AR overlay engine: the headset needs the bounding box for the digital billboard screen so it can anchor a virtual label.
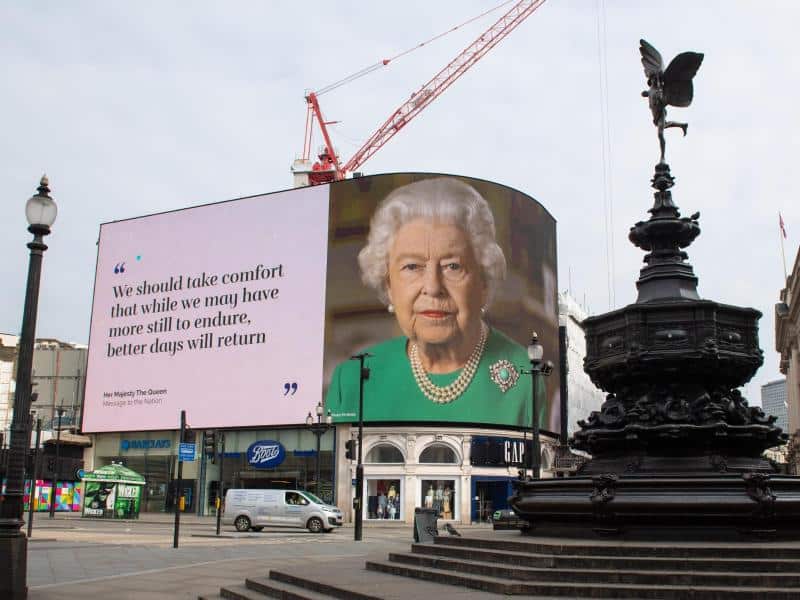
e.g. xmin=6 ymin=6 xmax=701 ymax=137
xmin=83 ymin=173 xmax=558 ymax=433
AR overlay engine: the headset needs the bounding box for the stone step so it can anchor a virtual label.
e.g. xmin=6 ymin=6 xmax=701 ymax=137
xmin=366 ymin=559 xmax=800 ymax=599
xmin=269 ymin=570 xmax=381 ymax=600
xmin=246 ymin=576 xmax=340 ymax=599
xmin=416 ymin=541 xmax=800 ymax=572
xmin=218 ymin=583 xmax=293 ymax=600
xmin=268 ymin=562 xmax=503 ymax=599
xmin=392 ymin=551 xmax=800 ymax=588
xmin=435 ymin=534 xmax=800 ymax=559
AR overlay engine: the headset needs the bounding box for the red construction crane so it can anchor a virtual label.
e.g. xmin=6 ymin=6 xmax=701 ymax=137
xmin=295 ymin=0 xmax=546 ymax=186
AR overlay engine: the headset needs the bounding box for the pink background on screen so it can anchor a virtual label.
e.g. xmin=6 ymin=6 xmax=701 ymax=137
xmin=83 ymin=186 xmax=329 ymax=432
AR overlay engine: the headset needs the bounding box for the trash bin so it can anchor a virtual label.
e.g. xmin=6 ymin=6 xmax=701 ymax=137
xmin=413 ymin=507 xmax=439 ymax=543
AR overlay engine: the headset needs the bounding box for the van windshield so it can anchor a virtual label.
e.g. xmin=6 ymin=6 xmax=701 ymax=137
xmin=300 ymin=491 xmax=323 ymax=504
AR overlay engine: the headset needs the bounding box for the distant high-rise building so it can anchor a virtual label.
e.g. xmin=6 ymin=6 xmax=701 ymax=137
xmin=761 ymin=379 xmax=789 ymax=433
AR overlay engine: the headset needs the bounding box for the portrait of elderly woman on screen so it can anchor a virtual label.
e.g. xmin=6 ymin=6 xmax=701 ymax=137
xmin=325 ymin=177 xmax=535 ymax=425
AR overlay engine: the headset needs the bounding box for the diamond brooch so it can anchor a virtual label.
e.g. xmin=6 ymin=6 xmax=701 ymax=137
xmin=489 ymin=359 xmax=519 ymax=393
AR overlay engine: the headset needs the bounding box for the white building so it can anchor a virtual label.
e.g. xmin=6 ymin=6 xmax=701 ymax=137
xmin=558 ymin=292 xmax=605 ymax=437
xmin=0 ymin=334 xmax=18 ymax=446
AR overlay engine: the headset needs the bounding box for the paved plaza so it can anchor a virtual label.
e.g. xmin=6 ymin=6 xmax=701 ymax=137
xmin=25 ymin=513 xmax=492 ymax=599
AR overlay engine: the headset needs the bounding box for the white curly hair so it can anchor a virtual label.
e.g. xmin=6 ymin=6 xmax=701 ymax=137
xmin=357 ymin=177 xmax=507 ymax=305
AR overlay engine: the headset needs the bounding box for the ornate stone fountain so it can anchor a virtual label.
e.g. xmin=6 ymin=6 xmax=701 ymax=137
xmin=509 ymin=40 xmax=800 ymax=539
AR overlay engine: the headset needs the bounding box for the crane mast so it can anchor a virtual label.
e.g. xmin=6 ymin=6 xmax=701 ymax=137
xmin=293 ymin=0 xmax=546 ymax=186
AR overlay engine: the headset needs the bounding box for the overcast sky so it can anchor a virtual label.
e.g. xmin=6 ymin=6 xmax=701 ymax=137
xmin=2 ymin=1 xmax=798 ymax=408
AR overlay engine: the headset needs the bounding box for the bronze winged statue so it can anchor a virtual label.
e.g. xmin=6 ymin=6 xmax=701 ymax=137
xmin=640 ymin=39 xmax=703 ymax=164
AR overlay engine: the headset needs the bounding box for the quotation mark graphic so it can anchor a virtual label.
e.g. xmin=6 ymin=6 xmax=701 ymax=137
xmin=283 ymin=382 xmax=298 ymax=396
xmin=113 ymin=262 xmax=126 ymax=274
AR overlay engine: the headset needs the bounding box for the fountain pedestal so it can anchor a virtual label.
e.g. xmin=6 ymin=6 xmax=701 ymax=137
xmin=510 ymin=162 xmax=800 ymax=540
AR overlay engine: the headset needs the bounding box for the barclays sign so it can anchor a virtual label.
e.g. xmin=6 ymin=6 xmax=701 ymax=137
xmin=246 ymin=440 xmax=286 ymax=469
xmin=120 ymin=439 xmax=171 ymax=451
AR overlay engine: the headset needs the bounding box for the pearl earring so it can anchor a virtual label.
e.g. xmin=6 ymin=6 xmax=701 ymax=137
xmin=388 ymin=304 xmax=395 ymax=313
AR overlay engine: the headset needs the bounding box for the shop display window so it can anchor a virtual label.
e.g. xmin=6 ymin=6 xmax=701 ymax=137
xmin=419 ymin=444 xmax=458 ymax=463
xmin=365 ymin=444 xmax=404 ymax=463
xmin=367 ymin=479 xmax=401 ymax=520
xmin=421 ymin=479 xmax=456 ymax=520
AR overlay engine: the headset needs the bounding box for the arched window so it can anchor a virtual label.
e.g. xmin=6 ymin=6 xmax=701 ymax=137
xmin=419 ymin=444 xmax=458 ymax=464
xmin=365 ymin=444 xmax=404 ymax=464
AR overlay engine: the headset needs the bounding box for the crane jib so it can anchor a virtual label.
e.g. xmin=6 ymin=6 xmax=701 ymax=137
xmin=301 ymin=0 xmax=546 ymax=184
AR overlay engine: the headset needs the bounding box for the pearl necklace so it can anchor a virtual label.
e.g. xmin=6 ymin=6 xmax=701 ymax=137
xmin=409 ymin=324 xmax=487 ymax=405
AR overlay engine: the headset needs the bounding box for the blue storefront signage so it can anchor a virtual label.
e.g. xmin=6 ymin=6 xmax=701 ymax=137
xmin=246 ymin=440 xmax=286 ymax=469
xmin=120 ymin=438 xmax=171 ymax=451
xmin=179 ymin=442 xmax=196 ymax=462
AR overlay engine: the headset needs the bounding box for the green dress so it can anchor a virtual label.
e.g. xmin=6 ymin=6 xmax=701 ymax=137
xmin=325 ymin=328 xmax=544 ymax=428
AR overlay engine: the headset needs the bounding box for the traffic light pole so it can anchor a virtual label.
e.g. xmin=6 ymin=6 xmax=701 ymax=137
xmin=173 ymin=410 xmax=185 ymax=549
xmin=350 ymin=353 xmax=370 ymax=542
xmin=27 ymin=416 xmax=42 ymax=538
xmin=216 ymin=432 xmax=225 ymax=536
xmin=196 ymin=432 xmax=209 ymax=517
xmin=49 ymin=407 xmax=64 ymax=518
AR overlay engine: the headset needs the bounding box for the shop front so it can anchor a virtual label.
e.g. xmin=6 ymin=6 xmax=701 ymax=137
xmin=91 ymin=426 xmax=336 ymax=514
xmin=202 ymin=426 xmax=336 ymax=509
xmin=469 ymin=435 xmax=538 ymax=522
xmin=90 ymin=431 xmax=183 ymax=513
xmin=335 ymin=426 xmax=557 ymax=525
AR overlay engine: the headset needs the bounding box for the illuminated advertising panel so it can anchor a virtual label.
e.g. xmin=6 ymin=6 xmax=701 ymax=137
xmin=83 ymin=174 xmax=558 ymax=433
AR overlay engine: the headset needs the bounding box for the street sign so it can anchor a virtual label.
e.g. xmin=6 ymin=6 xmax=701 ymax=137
xmin=179 ymin=443 xmax=196 ymax=462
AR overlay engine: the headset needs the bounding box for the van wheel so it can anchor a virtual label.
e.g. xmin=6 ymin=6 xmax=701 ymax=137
xmin=234 ymin=516 xmax=251 ymax=532
xmin=307 ymin=517 xmax=324 ymax=533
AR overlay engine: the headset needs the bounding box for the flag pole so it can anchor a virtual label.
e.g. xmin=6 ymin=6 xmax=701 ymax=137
xmin=779 ymin=212 xmax=788 ymax=282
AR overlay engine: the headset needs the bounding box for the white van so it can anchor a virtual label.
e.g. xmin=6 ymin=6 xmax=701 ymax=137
xmin=222 ymin=489 xmax=343 ymax=533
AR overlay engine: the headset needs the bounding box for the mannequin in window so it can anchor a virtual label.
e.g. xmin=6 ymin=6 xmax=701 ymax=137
xmin=424 ymin=485 xmax=434 ymax=508
xmin=442 ymin=486 xmax=452 ymax=519
xmin=388 ymin=484 xmax=398 ymax=502
xmin=378 ymin=491 xmax=387 ymax=519
xmin=434 ymin=483 xmax=444 ymax=516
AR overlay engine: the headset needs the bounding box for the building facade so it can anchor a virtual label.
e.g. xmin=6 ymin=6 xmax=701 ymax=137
xmin=0 ymin=333 xmax=20 ymax=445
xmin=0 ymin=335 xmax=88 ymax=442
xmin=776 ymin=245 xmax=800 ymax=474
xmin=0 ymin=336 xmax=91 ymax=513
xmin=558 ymin=292 xmax=605 ymax=437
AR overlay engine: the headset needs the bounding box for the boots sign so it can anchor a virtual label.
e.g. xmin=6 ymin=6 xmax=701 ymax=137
xmin=246 ymin=440 xmax=286 ymax=469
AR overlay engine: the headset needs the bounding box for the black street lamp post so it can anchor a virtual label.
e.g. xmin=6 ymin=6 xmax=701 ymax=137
xmin=0 ymin=175 xmax=57 ymax=600
xmin=49 ymin=406 xmax=65 ymax=518
xmin=522 ymin=332 xmax=553 ymax=480
xmin=305 ymin=401 xmax=332 ymax=498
